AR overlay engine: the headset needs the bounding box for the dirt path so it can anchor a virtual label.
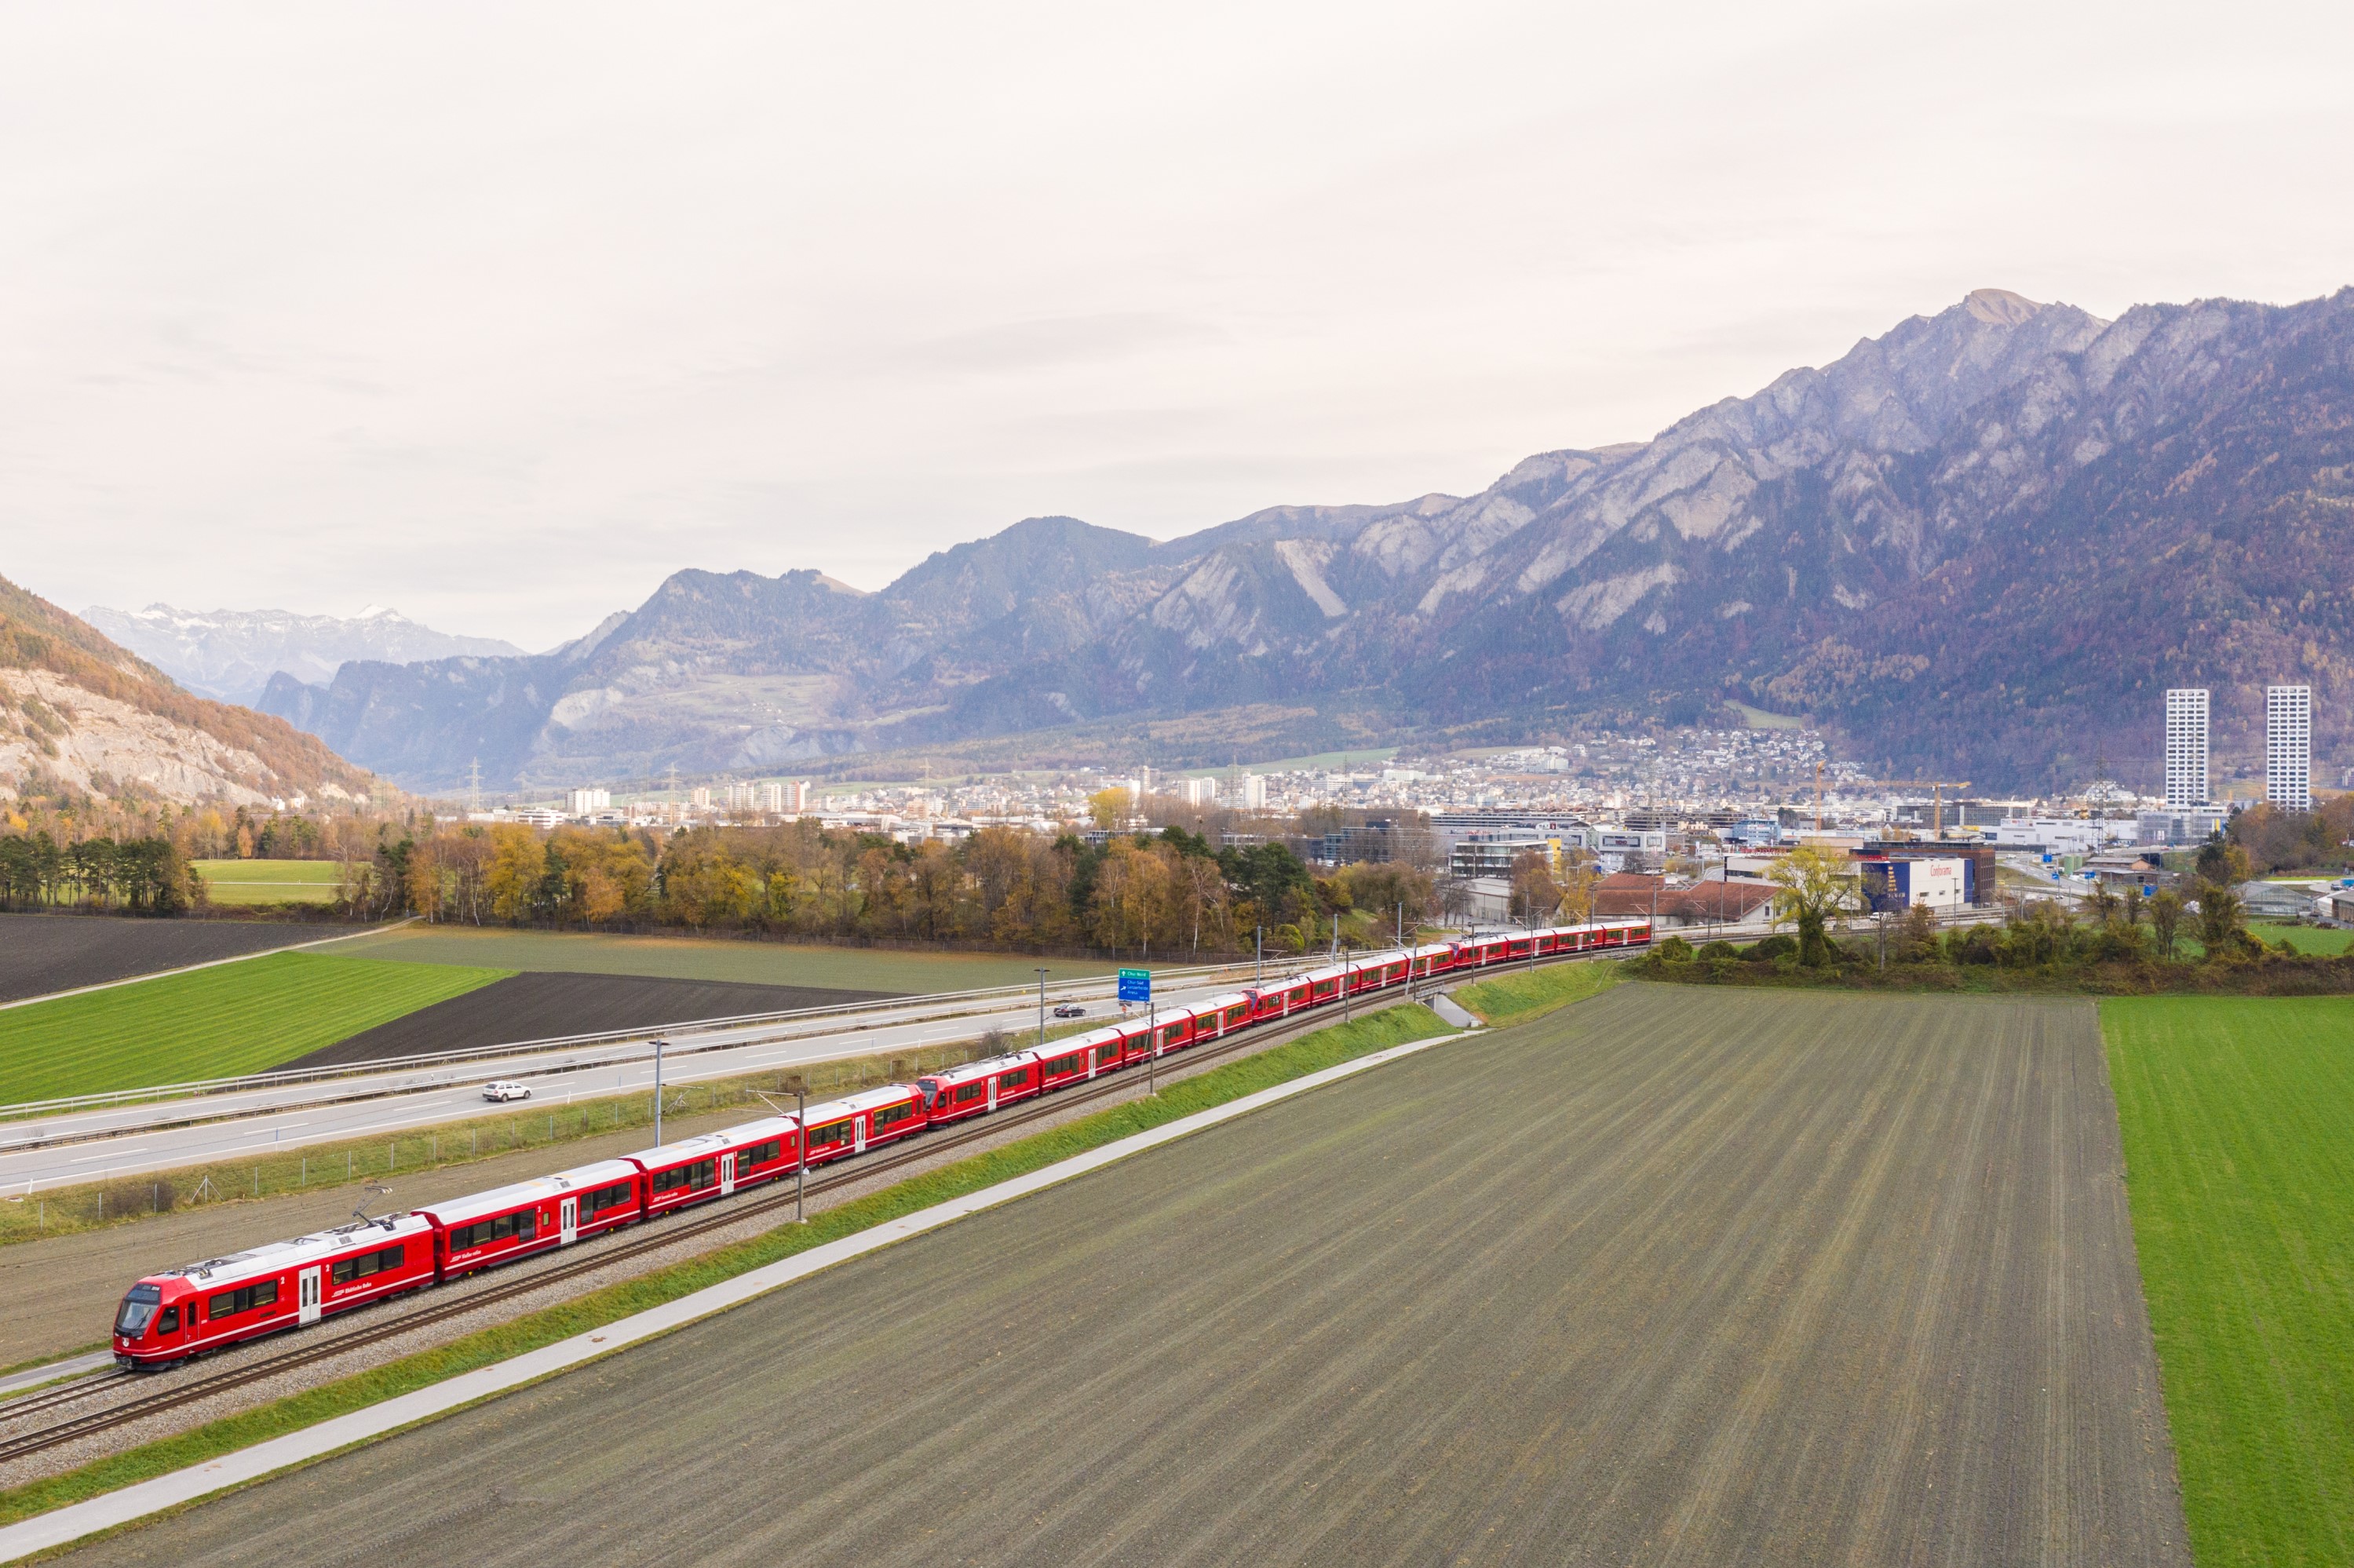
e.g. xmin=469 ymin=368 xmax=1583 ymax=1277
xmin=56 ymin=986 xmax=2191 ymax=1565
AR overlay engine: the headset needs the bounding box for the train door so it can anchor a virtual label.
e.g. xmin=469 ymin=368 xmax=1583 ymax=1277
xmin=560 ymin=1197 xmax=578 ymax=1245
xmin=854 ymin=1115 xmax=869 ymax=1155
xmin=987 ymin=1077 xmax=999 ymax=1112
xmin=720 ymin=1153 xmax=737 ymax=1196
xmin=297 ymin=1267 xmax=322 ymax=1326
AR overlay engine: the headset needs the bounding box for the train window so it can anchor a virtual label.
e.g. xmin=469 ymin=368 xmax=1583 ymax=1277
xmin=1095 ymin=1042 xmax=1120 ymax=1065
xmin=874 ymin=1103 xmax=915 ymax=1131
xmin=589 ymin=1181 xmax=636 ymax=1212
xmin=806 ymin=1121 xmax=850 ymax=1149
xmin=652 ymin=1161 xmax=715 ymax=1193
xmin=331 ymin=1244 xmax=406 ymax=1285
xmin=115 ymin=1285 xmax=161 ymax=1337
xmin=206 ymin=1280 xmax=279 ymax=1320
xmin=1046 ymin=1053 xmax=1082 ymax=1075
xmin=745 ymin=1141 xmax=783 ymax=1168
xmin=1001 ymin=1068 xmax=1028 ymax=1088
xmin=954 ymin=1081 xmax=987 ymax=1103
xmin=451 ymin=1210 xmax=536 ymax=1250
xmin=159 ymin=1306 xmax=180 ymax=1334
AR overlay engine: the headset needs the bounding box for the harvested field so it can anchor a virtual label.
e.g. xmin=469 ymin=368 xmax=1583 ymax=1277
xmin=335 ymin=924 xmax=1121 ymax=993
xmin=285 ymin=972 xmax=896 ymax=1069
xmin=65 ymin=986 xmax=2192 ymax=1566
xmin=0 ymin=914 xmax=341 ymax=1006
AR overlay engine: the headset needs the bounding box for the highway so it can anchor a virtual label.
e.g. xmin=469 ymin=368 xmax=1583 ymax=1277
xmin=0 ymin=966 xmax=1275 ymax=1196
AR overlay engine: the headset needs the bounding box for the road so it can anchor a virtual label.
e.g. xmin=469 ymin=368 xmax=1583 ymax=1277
xmin=57 ymin=984 xmax=2191 ymax=1566
xmin=0 ymin=968 xmax=1265 ymax=1195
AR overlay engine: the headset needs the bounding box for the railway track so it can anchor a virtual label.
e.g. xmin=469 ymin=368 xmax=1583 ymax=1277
xmin=0 ymin=990 xmax=1432 ymax=1468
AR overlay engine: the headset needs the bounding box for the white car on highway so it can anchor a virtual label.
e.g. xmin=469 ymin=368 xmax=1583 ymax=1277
xmin=480 ymin=1080 xmax=533 ymax=1103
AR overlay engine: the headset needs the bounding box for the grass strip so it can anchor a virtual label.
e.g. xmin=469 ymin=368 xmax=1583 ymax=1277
xmin=2103 ymin=996 xmax=2354 ymax=1566
xmin=0 ymin=1003 xmax=1454 ymax=1528
xmin=1452 ymin=959 xmax=1624 ymax=1027
xmin=0 ymin=954 xmax=511 ymax=1105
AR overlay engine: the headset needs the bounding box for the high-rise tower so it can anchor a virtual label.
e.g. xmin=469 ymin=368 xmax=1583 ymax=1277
xmin=2267 ymin=685 xmax=2312 ymax=812
xmin=2164 ymin=688 xmax=2209 ymax=808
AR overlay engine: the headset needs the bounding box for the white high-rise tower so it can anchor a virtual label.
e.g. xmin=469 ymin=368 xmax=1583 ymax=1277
xmin=2164 ymin=688 xmax=2210 ymax=808
xmin=2267 ymin=684 xmax=2312 ymax=812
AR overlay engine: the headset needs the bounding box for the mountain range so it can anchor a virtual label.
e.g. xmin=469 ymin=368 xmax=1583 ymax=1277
xmin=255 ymin=286 xmax=2354 ymax=796
xmin=1 ymin=577 xmax=378 ymax=810
xmin=82 ymin=604 xmax=527 ymax=706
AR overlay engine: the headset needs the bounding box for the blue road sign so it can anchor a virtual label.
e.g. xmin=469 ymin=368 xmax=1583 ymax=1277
xmin=1118 ymin=967 xmax=1151 ymax=1003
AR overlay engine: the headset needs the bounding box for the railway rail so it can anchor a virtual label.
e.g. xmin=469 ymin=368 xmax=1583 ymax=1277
xmin=0 ymin=985 xmax=1438 ymax=1468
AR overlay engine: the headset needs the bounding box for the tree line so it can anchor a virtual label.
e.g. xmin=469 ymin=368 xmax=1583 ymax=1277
xmin=341 ymin=819 xmax=1440 ymax=956
xmin=0 ymin=833 xmax=198 ymax=913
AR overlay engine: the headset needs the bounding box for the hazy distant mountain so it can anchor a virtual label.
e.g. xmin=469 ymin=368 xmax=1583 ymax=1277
xmin=3 ymin=577 xmax=378 ymax=808
xmin=261 ymin=286 xmax=2354 ymax=793
xmin=82 ymin=603 xmax=525 ymax=705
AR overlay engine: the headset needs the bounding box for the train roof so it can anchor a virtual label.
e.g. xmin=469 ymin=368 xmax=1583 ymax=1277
xmin=801 ymin=1083 xmax=920 ymax=1124
xmin=412 ymin=1158 xmax=642 ymax=1227
xmin=622 ymin=1117 xmax=794 ymax=1169
xmin=155 ymin=1211 xmax=433 ymax=1288
xmin=922 ymin=1051 xmax=1039 ymax=1086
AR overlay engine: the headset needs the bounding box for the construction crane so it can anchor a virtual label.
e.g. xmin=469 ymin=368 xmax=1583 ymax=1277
xmin=1867 ymin=779 xmax=1973 ymax=839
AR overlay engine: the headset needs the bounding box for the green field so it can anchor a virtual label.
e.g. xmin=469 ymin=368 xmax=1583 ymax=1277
xmin=0 ymin=953 xmax=511 ymax=1103
xmin=335 ymin=925 xmax=1128 ymax=993
xmin=2103 ymin=996 xmax=2354 ymax=1565
xmin=193 ymin=859 xmax=341 ymax=906
xmin=2250 ymin=922 xmax=2354 ymax=955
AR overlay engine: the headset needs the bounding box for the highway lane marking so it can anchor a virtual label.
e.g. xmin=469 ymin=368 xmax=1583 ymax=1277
xmin=0 ymin=1019 xmax=1470 ymax=1562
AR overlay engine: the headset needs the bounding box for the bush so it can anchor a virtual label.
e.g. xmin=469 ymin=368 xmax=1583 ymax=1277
xmin=1744 ymin=935 xmax=1797 ymax=962
xmin=1696 ymin=940 xmax=1737 ymax=961
xmin=1655 ymin=935 xmax=1695 ymax=963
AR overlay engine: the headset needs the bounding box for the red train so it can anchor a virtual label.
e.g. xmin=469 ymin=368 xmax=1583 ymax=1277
xmin=111 ymin=921 xmax=1648 ymax=1367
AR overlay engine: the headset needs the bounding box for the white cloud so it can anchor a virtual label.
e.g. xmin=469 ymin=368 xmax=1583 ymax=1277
xmin=1 ymin=0 xmax=2349 ymax=648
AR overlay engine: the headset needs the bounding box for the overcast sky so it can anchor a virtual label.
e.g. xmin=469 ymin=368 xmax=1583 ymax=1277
xmin=5 ymin=2 xmax=2350 ymax=650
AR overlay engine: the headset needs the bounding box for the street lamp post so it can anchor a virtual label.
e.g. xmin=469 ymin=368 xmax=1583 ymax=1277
xmin=652 ymin=1037 xmax=666 ymax=1147
xmin=1035 ymin=967 xmax=1048 ymax=1051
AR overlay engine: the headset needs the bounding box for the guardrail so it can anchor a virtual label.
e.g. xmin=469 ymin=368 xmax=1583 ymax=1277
xmin=0 ymin=957 xmax=1267 ymax=1125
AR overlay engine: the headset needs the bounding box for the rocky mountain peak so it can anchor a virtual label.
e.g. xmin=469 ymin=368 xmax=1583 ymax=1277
xmin=1964 ymin=287 xmax=2045 ymax=326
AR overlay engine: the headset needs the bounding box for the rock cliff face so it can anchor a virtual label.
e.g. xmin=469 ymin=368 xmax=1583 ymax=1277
xmin=82 ymin=603 xmax=525 ymax=705
xmin=0 ymin=577 xmax=378 ymax=808
xmin=263 ymin=287 xmax=2354 ymax=792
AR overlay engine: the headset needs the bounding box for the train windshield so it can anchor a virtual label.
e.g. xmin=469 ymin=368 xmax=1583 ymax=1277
xmin=115 ymin=1283 xmax=162 ymax=1337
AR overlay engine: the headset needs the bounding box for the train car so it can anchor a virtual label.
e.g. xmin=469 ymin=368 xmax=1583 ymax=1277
xmin=627 ymin=1120 xmax=796 ymax=1219
xmin=1134 ymin=1005 xmax=1196 ymax=1061
xmin=1190 ymin=991 xmax=1254 ymax=1043
xmin=799 ymin=1084 xmax=927 ymax=1167
xmin=1346 ymin=954 xmax=1410 ymax=995
xmin=1408 ymin=940 xmax=1454 ymax=982
xmin=113 ymin=1213 xmax=436 ymax=1369
xmin=415 ymin=1158 xmax=642 ymax=1278
xmin=918 ymin=1051 xmax=1042 ymax=1125
xmin=1246 ymin=974 xmax=1314 ymax=1022
xmin=1034 ymin=1030 xmax=1109 ymax=1092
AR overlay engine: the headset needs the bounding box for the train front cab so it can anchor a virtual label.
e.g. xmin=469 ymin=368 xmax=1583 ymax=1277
xmin=800 ymin=1085 xmax=927 ymax=1167
xmin=114 ymin=1215 xmax=436 ymax=1369
xmin=918 ymin=1052 xmax=1042 ymax=1125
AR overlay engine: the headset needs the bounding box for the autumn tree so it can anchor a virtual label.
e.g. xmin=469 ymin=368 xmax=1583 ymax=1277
xmin=1767 ymin=844 xmax=1859 ymax=966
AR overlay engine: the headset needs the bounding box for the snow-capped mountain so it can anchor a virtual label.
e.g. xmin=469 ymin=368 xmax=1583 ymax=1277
xmin=80 ymin=604 xmax=525 ymax=705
